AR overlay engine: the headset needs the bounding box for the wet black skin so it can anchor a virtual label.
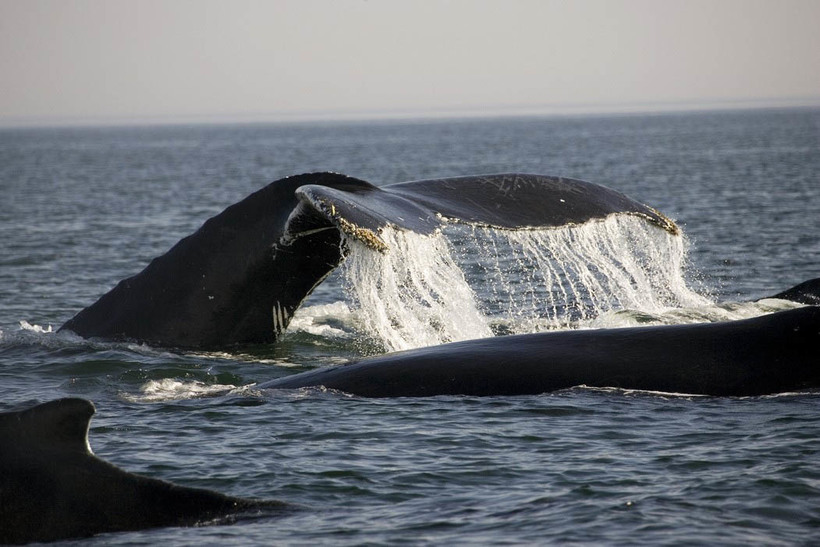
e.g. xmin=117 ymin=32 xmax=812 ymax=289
xmin=261 ymin=305 xmax=820 ymax=398
xmin=0 ymin=398 xmax=284 ymax=544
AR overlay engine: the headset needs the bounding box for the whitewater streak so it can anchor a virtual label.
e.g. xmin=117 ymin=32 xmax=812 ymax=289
xmin=339 ymin=217 xmax=711 ymax=352
xmin=341 ymin=229 xmax=493 ymax=352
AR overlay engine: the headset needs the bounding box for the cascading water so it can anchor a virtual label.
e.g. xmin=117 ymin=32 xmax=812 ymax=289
xmin=338 ymin=215 xmax=712 ymax=352
xmin=450 ymin=215 xmax=712 ymax=332
xmin=341 ymin=229 xmax=493 ymax=352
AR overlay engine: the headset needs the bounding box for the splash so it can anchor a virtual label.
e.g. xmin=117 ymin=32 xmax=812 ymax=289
xmin=338 ymin=216 xmax=711 ymax=352
xmin=451 ymin=215 xmax=712 ymax=332
xmin=341 ymin=228 xmax=492 ymax=352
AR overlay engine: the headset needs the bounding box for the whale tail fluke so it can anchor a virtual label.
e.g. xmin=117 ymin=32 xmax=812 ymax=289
xmin=60 ymin=172 xmax=679 ymax=349
xmin=290 ymin=173 xmax=679 ymax=252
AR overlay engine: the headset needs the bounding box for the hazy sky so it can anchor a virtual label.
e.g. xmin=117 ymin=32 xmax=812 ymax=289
xmin=2 ymin=0 xmax=819 ymax=125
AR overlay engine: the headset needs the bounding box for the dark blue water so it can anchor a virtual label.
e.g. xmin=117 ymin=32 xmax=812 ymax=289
xmin=1 ymin=108 xmax=819 ymax=545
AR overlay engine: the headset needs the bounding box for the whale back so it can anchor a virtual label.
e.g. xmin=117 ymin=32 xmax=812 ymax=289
xmin=0 ymin=397 xmax=94 ymax=457
xmin=261 ymin=306 xmax=820 ymax=397
xmin=770 ymin=277 xmax=820 ymax=305
xmin=0 ymin=398 xmax=279 ymax=544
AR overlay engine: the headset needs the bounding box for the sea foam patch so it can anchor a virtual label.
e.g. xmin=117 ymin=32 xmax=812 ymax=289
xmin=121 ymin=378 xmax=251 ymax=403
xmin=19 ymin=320 xmax=54 ymax=334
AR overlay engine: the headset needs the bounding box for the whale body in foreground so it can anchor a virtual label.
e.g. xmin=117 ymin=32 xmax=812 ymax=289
xmin=261 ymin=306 xmax=820 ymax=397
xmin=59 ymin=172 xmax=677 ymax=349
xmin=0 ymin=398 xmax=283 ymax=544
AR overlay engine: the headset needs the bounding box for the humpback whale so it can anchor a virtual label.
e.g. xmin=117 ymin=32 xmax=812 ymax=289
xmin=260 ymin=305 xmax=820 ymax=397
xmin=56 ymin=171 xmax=819 ymax=397
xmin=0 ymin=398 xmax=283 ymax=544
xmin=59 ymin=173 xmax=677 ymax=349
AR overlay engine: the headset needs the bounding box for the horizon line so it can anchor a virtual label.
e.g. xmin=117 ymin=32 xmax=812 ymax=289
xmin=2 ymin=96 xmax=819 ymax=130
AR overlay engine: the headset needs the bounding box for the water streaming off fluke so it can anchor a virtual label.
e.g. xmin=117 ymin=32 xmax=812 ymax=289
xmin=341 ymin=228 xmax=493 ymax=352
xmin=337 ymin=216 xmax=711 ymax=352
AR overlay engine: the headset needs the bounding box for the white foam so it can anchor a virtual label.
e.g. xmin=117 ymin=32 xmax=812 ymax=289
xmin=287 ymin=301 xmax=357 ymax=338
xmin=574 ymin=385 xmax=709 ymax=398
xmin=121 ymin=378 xmax=251 ymax=403
xmin=19 ymin=320 xmax=54 ymax=334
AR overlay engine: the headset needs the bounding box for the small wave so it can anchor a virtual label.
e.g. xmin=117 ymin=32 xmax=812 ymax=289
xmin=755 ymin=390 xmax=820 ymax=399
xmin=3 ymin=320 xmax=183 ymax=360
xmin=573 ymin=385 xmax=819 ymax=399
xmin=120 ymin=378 xmax=258 ymax=403
xmin=1 ymin=320 xmax=68 ymax=351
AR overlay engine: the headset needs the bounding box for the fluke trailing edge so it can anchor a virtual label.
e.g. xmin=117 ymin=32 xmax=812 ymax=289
xmin=0 ymin=398 xmax=283 ymax=544
xmin=260 ymin=305 xmax=820 ymax=397
xmin=59 ymin=173 xmax=677 ymax=348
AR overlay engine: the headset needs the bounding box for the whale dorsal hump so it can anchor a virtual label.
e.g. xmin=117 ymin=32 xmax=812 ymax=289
xmin=770 ymin=277 xmax=820 ymax=305
xmin=0 ymin=397 xmax=95 ymax=456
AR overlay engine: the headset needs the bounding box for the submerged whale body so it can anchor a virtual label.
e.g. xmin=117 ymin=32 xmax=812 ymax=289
xmin=59 ymin=172 xmax=677 ymax=349
xmin=261 ymin=305 xmax=820 ymax=397
xmin=0 ymin=398 xmax=282 ymax=544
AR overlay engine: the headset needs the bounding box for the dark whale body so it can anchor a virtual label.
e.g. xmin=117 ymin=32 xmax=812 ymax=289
xmin=261 ymin=306 xmax=820 ymax=398
xmin=0 ymin=398 xmax=283 ymax=544
xmin=59 ymin=172 xmax=677 ymax=349
xmin=770 ymin=277 xmax=820 ymax=305
xmin=57 ymin=171 xmax=819 ymax=398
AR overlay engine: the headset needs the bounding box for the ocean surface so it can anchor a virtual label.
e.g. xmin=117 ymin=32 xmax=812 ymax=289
xmin=1 ymin=108 xmax=819 ymax=545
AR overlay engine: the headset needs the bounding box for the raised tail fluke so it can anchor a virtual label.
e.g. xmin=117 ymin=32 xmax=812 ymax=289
xmin=288 ymin=173 xmax=679 ymax=252
xmin=61 ymin=172 xmax=678 ymax=348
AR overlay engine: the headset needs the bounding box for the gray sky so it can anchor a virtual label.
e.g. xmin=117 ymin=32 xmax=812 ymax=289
xmin=2 ymin=0 xmax=819 ymax=125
